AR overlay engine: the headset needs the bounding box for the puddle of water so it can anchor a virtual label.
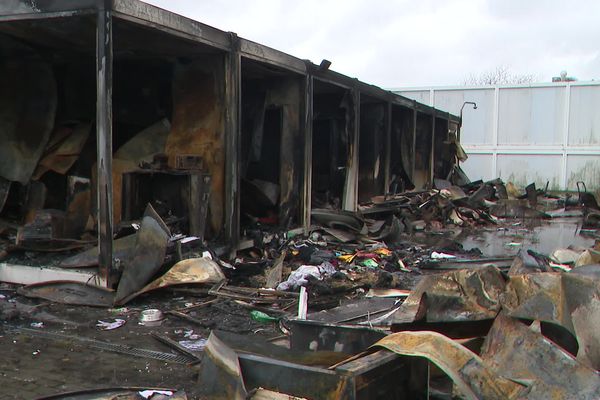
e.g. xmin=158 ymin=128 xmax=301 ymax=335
xmin=459 ymin=218 xmax=597 ymax=258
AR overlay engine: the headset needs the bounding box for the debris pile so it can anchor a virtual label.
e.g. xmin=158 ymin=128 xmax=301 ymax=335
xmin=1 ymin=177 xmax=599 ymax=399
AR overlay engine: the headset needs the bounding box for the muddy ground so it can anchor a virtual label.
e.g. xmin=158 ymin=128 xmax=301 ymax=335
xmin=0 ymin=290 xmax=279 ymax=399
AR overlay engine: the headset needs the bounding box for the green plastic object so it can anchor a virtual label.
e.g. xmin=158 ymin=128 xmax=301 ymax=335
xmin=360 ymin=259 xmax=379 ymax=268
xmin=250 ymin=310 xmax=279 ymax=323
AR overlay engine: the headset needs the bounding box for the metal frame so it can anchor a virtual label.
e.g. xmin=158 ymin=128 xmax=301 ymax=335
xmin=224 ymin=33 xmax=241 ymax=251
xmin=95 ymin=0 xmax=114 ymax=285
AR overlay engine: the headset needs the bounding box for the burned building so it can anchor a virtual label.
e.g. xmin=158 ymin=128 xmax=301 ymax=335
xmin=0 ymin=0 xmax=461 ymax=288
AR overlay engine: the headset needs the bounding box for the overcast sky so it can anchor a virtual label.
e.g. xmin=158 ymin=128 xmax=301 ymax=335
xmin=143 ymin=0 xmax=600 ymax=88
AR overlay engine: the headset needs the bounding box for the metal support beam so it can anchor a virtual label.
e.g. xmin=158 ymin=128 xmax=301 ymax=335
xmin=343 ymin=86 xmax=360 ymax=211
xmin=384 ymin=102 xmax=392 ymax=193
xmin=411 ymin=107 xmax=417 ymax=182
xmin=430 ymin=113 xmax=436 ymax=187
xmin=96 ymin=1 xmax=114 ymax=287
xmin=301 ymin=75 xmax=314 ymax=234
xmin=224 ymin=33 xmax=241 ymax=252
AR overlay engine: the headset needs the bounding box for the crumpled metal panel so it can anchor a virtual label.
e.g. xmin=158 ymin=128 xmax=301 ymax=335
xmin=197 ymin=332 xmax=248 ymax=400
xmin=34 ymin=387 xmax=186 ymax=400
xmin=373 ymin=331 xmax=524 ymax=399
xmin=0 ymin=55 xmax=56 ymax=183
xmin=480 ymin=313 xmax=600 ymax=399
xmin=59 ymin=234 xmax=136 ymax=269
xmin=114 ymin=204 xmax=170 ymax=304
xmin=502 ymin=271 xmax=600 ymax=370
xmin=17 ymin=281 xmax=115 ymax=307
xmin=127 ymin=257 xmax=225 ymax=300
xmin=33 ymin=123 xmax=91 ymax=179
xmin=390 ymin=265 xmax=506 ymax=324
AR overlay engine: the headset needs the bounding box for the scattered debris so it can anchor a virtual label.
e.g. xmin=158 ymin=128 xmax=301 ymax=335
xmin=96 ymin=318 xmax=126 ymax=331
xmin=139 ymin=309 xmax=165 ymax=327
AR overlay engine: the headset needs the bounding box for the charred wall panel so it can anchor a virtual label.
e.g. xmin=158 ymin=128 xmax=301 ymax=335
xmin=165 ymin=57 xmax=226 ymax=236
xmin=358 ymin=103 xmax=386 ymax=203
xmin=241 ymin=72 xmax=302 ymax=229
xmin=311 ymin=89 xmax=350 ymax=209
xmin=414 ymin=112 xmax=433 ymax=189
xmin=433 ymin=117 xmax=452 ymax=179
xmin=390 ymin=105 xmax=415 ymax=192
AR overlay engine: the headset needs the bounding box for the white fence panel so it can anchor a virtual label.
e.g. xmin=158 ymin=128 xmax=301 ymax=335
xmin=394 ymin=82 xmax=600 ymax=190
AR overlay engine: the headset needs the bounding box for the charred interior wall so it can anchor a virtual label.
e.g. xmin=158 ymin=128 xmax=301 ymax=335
xmin=108 ymin=58 xmax=173 ymax=229
xmin=165 ymin=57 xmax=226 ymax=237
xmin=241 ymin=71 xmax=302 ymax=229
xmin=311 ymin=88 xmax=350 ymax=209
xmin=433 ymin=117 xmax=452 ymax=179
xmin=414 ymin=113 xmax=433 ymax=189
xmin=390 ymin=106 xmax=415 ymax=192
xmin=0 ymin=27 xmax=97 ymax=238
xmin=358 ymin=103 xmax=386 ymax=203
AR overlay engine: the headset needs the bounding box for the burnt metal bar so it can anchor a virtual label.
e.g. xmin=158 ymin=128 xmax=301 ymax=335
xmin=301 ymin=75 xmax=313 ymax=233
xmin=96 ymin=0 xmax=114 ymax=287
xmin=224 ymin=33 xmax=241 ymax=251
xmin=112 ymin=0 xmax=230 ymax=50
xmin=384 ymin=101 xmax=392 ymax=193
xmin=411 ymin=107 xmax=417 ymax=183
xmin=0 ymin=10 xmax=95 ymax=22
xmin=0 ymin=0 xmax=97 ymax=19
xmin=239 ymin=39 xmax=306 ymax=75
xmin=342 ymin=85 xmax=360 ymax=211
xmin=429 ymin=112 xmax=436 ymax=187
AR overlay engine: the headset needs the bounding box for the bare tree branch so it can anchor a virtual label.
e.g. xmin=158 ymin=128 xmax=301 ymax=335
xmin=463 ymin=66 xmax=538 ymax=86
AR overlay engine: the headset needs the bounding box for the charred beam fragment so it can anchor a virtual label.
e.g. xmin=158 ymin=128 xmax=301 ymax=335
xmin=301 ymin=75 xmax=314 ymax=233
xmin=384 ymin=101 xmax=392 ymax=193
xmin=342 ymin=85 xmax=360 ymax=211
xmin=96 ymin=0 xmax=115 ymax=287
xmin=224 ymin=33 xmax=241 ymax=251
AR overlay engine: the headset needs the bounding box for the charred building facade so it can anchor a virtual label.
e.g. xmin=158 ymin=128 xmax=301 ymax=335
xmin=0 ymin=0 xmax=461 ymax=287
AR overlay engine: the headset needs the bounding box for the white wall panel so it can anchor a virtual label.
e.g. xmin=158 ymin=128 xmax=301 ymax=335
xmin=497 ymin=86 xmax=565 ymax=145
xmin=566 ymin=155 xmax=600 ymax=190
xmin=433 ymin=89 xmax=495 ymax=145
xmin=497 ymin=154 xmax=562 ymax=189
xmin=397 ymin=90 xmax=430 ymax=106
xmin=393 ymin=83 xmax=600 ymax=190
xmin=461 ymin=154 xmax=494 ymax=182
xmin=569 ymin=86 xmax=600 ymax=146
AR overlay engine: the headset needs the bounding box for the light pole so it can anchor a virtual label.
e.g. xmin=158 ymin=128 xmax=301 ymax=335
xmin=460 ymin=101 xmax=477 ymax=125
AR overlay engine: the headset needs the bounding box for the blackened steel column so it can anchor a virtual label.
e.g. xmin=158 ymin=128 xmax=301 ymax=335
xmin=224 ymin=33 xmax=241 ymax=253
xmin=384 ymin=102 xmax=392 ymax=193
xmin=301 ymin=75 xmax=313 ymax=234
xmin=96 ymin=0 xmax=114 ymax=286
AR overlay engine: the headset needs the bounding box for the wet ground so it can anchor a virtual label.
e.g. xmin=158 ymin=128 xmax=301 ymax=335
xmin=0 ymin=291 xmax=278 ymax=399
xmin=459 ymin=217 xmax=596 ymax=257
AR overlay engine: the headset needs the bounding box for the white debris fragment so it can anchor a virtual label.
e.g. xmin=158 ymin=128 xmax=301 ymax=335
xmin=96 ymin=319 xmax=126 ymax=331
xmin=138 ymin=390 xmax=174 ymax=399
xmin=431 ymin=252 xmax=456 ymax=259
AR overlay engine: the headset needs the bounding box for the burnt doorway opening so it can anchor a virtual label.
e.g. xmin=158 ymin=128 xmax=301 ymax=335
xmin=311 ymin=82 xmax=350 ymax=209
xmin=433 ymin=117 xmax=452 ymax=179
xmin=239 ymin=58 xmax=303 ymax=233
xmin=414 ymin=112 xmax=433 ymax=189
xmin=390 ymin=105 xmax=415 ymax=194
xmin=241 ymin=107 xmax=283 ymax=226
xmin=358 ymin=100 xmax=386 ymax=204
